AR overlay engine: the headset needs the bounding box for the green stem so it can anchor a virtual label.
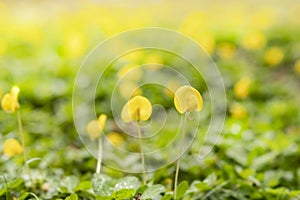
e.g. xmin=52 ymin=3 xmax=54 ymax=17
xmin=174 ymin=113 xmax=188 ymax=199
xmin=96 ymin=137 xmax=103 ymax=174
xmin=17 ymin=110 xmax=27 ymax=163
xmin=137 ymin=122 xmax=146 ymax=184
xmin=17 ymin=110 xmax=33 ymax=184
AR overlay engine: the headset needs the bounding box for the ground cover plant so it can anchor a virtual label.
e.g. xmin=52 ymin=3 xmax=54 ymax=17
xmin=1 ymin=1 xmax=300 ymax=199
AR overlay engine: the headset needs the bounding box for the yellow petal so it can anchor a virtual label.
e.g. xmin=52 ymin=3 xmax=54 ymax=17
xmin=98 ymin=114 xmax=107 ymax=131
xmin=264 ymin=47 xmax=284 ymax=66
xmin=1 ymin=86 xmax=20 ymax=113
xmin=242 ymin=31 xmax=266 ymax=50
xmin=3 ymin=138 xmax=23 ymax=158
xmin=174 ymin=85 xmax=203 ymax=114
xmin=11 ymin=86 xmax=20 ymax=97
xmin=121 ymin=102 xmax=131 ymax=123
xmin=234 ymin=77 xmax=251 ymax=99
xmin=121 ymin=95 xmax=152 ymax=122
xmin=294 ymin=59 xmax=300 ymax=76
xmin=230 ymin=103 xmax=247 ymax=119
xmin=217 ymin=43 xmax=236 ymax=59
xmin=107 ymin=132 xmax=124 ymax=147
xmin=86 ymin=120 xmax=102 ymax=140
xmin=86 ymin=114 xmax=107 ymax=140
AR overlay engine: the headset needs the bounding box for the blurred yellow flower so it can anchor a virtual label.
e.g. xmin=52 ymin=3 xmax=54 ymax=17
xmin=119 ymin=81 xmax=142 ymax=99
xmin=174 ymin=85 xmax=203 ymax=114
xmin=86 ymin=114 xmax=107 ymax=140
xmin=121 ymin=95 xmax=152 ymax=122
xmin=118 ymin=64 xmax=143 ymax=82
xmin=217 ymin=43 xmax=236 ymax=59
xmin=3 ymin=138 xmax=23 ymax=158
xmin=234 ymin=77 xmax=251 ymax=99
xmin=107 ymin=132 xmax=124 ymax=147
xmin=242 ymin=31 xmax=266 ymax=50
xmin=230 ymin=103 xmax=247 ymax=119
xmin=294 ymin=59 xmax=300 ymax=76
xmin=264 ymin=47 xmax=284 ymax=66
xmin=1 ymin=86 xmax=20 ymax=113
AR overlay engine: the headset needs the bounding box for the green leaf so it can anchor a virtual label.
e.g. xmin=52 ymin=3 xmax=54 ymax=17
xmin=65 ymin=193 xmax=78 ymax=200
xmin=204 ymin=173 xmax=217 ymax=186
xmin=112 ymin=188 xmax=135 ymax=199
xmin=61 ymin=176 xmax=79 ymax=193
xmin=96 ymin=196 xmax=112 ymax=200
xmin=74 ymin=181 xmax=92 ymax=191
xmin=175 ymin=181 xmax=189 ymax=199
xmin=194 ymin=181 xmax=210 ymax=192
xmin=7 ymin=178 xmax=25 ymax=190
xmin=135 ymin=185 xmax=149 ymax=195
xmin=141 ymin=184 xmax=165 ymax=200
xmin=92 ymin=173 xmax=114 ymax=197
xmin=161 ymin=193 xmax=173 ymax=200
xmin=114 ymin=176 xmax=140 ymax=190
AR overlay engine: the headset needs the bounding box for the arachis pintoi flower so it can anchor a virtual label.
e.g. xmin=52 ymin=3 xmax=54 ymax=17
xmin=3 ymin=138 xmax=23 ymax=158
xmin=1 ymin=86 xmax=20 ymax=113
xmin=86 ymin=114 xmax=107 ymax=140
xmin=121 ymin=95 xmax=152 ymax=122
xmin=107 ymin=132 xmax=124 ymax=147
xmin=234 ymin=77 xmax=251 ymax=99
xmin=174 ymin=85 xmax=203 ymax=114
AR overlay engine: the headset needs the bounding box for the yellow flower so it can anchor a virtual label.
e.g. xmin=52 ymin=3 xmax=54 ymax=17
xmin=242 ymin=31 xmax=266 ymax=50
xmin=1 ymin=86 xmax=20 ymax=113
xmin=107 ymin=132 xmax=124 ymax=147
xmin=264 ymin=47 xmax=284 ymax=66
xmin=217 ymin=43 xmax=236 ymax=60
xmin=234 ymin=77 xmax=251 ymax=99
xmin=3 ymin=138 xmax=23 ymax=158
xmin=294 ymin=59 xmax=300 ymax=76
xmin=121 ymin=95 xmax=152 ymax=122
xmin=86 ymin=114 xmax=107 ymax=140
xmin=174 ymin=85 xmax=203 ymax=114
xmin=230 ymin=103 xmax=247 ymax=119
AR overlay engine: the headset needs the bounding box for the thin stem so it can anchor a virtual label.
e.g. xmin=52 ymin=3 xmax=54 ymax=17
xmin=96 ymin=136 xmax=103 ymax=174
xmin=17 ymin=110 xmax=33 ymax=185
xmin=137 ymin=122 xmax=146 ymax=184
xmin=174 ymin=112 xmax=188 ymax=199
xmin=17 ymin=110 xmax=27 ymax=163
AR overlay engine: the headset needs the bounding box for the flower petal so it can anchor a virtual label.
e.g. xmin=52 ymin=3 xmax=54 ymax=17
xmin=174 ymin=85 xmax=203 ymax=114
xmin=121 ymin=95 xmax=152 ymax=122
xmin=3 ymin=138 xmax=23 ymax=158
xmin=86 ymin=120 xmax=102 ymax=140
xmin=98 ymin=114 xmax=107 ymax=131
xmin=1 ymin=86 xmax=20 ymax=113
